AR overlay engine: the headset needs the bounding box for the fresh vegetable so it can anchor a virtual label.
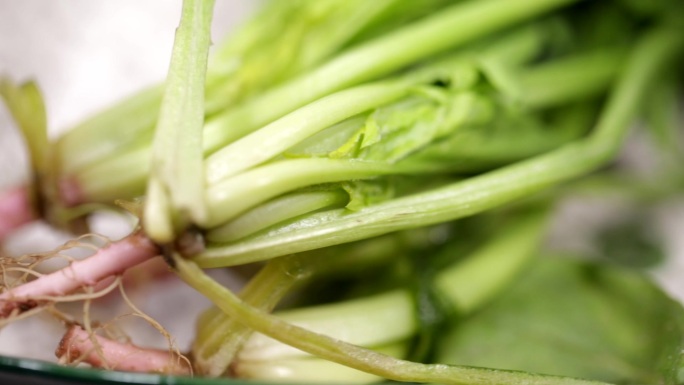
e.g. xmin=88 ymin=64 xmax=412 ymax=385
xmin=0 ymin=0 xmax=683 ymax=384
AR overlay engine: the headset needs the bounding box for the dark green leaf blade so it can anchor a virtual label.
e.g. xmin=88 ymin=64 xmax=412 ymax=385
xmin=436 ymin=257 xmax=684 ymax=384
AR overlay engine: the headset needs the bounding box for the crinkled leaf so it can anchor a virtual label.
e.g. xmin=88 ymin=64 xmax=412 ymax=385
xmin=341 ymin=180 xmax=396 ymax=211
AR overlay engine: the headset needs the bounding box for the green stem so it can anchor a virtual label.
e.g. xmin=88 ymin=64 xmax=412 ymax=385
xmin=144 ymin=0 xmax=215 ymax=242
xmin=235 ymin=342 xmax=408 ymax=383
xmin=63 ymin=25 xmax=604 ymax=211
xmin=54 ymin=0 xmax=449 ymax=187
xmin=435 ymin=208 xmax=548 ymax=312
xmin=193 ymin=25 xmax=683 ymax=267
xmin=75 ymin=145 xmax=150 ymax=203
xmin=205 ymin=81 xmax=409 ymax=184
xmin=239 ymin=290 xmax=415 ymax=361
xmin=70 ymin=47 xmax=612 ymax=206
xmin=516 ymin=47 xmax=627 ymax=108
xmin=70 ymin=41 xmax=620 ymax=206
xmin=193 ymin=232 xmax=404 ymax=376
xmin=205 ymin=189 xmax=348 ymax=243
xmin=193 ymin=255 xmax=311 ymax=376
xmin=203 ymin=158 xmax=448 ymax=228
xmin=174 ymin=255 xmax=610 ymax=385
xmin=201 ymin=0 xmax=578 ymax=154
xmin=235 ymin=209 xmax=547 ymax=361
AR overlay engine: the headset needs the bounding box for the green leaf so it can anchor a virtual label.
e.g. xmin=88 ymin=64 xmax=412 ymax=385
xmin=436 ymin=256 xmax=684 ymax=384
xmin=342 ymin=180 xmax=396 ymax=211
xmin=356 ymin=89 xmax=495 ymax=163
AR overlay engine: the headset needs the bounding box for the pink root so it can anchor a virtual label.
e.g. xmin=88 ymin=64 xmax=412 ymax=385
xmin=0 ymin=231 xmax=160 ymax=317
xmin=58 ymin=176 xmax=85 ymax=207
xmin=91 ymin=257 xmax=174 ymax=302
xmin=0 ymin=186 xmax=36 ymax=241
xmin=56 ymin=325 xmax=191 ymax=375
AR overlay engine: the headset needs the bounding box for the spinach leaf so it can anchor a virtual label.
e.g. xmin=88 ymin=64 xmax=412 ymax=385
xmin=436 ymin=256 xmax=684 ymax=384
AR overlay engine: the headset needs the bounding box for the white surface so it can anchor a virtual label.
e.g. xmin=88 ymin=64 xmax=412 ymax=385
xmin=0 ymin=0 xmax=257 ymax=186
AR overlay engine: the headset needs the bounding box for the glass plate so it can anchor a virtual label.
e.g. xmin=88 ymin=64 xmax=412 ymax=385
xmin=0 ymin=355 xmax=262 ymax=385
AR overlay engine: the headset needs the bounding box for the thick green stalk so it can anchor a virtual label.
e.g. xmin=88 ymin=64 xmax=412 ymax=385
xmin=239 ymin=290 xmax=415 ymax=361
xmin=235 ymin=210 xmax=547 ymax=361
xmin=201 ymin=0 xmax=578 ymax=154
xmin=193 ymin=255 xmax=311 ymax=376
xmin=204 ymin=0 xmax=409 ymax=114
xmin=515 ymin=47 xmax=627 ymax=108
xmin=194 ymin=25 xmax=683 ymax=267
xmin=192 ymin=209 xmax=545 ymax=381
xmin=205 ymin=189 xmax=348 ymax=243
xmin=75 ymin=145 xmax=150 ymax=203
xmin=174 ymin=255 xmax=609 ymax=385
xmin=55 ymin=0 xmax=459 ymax=189
xmin=193 ymin=233 xmax=404 ymax=376
xmin=205 ymin=81 xmax=409 ymax=184
xmin=202 ymin=158 xmax=449 ymax=228
xmin=435 ymin=209 xmax=548 ymax=312
xmin=144 ymin=0 xmax=214 ymax=242
xmin=68 ymin=42 xmax=622 ymax=206
xmin=235 ymin=342 xmax=408 ymax=383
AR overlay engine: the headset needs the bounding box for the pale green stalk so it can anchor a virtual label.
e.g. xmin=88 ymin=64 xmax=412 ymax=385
xmin=203 ymin=42 xmax=622 ymax=231
xmin=193 ymin=232 xmax=404 ymax=376
xmin=201 ymin=0 xmax=578 ymax=154
xmin=193 ymin=255 xmax=312 ymax=376
xmin=75 ymin=145 xmax=149 ymax=203
xmin=192 ymin=208 xmax=546 ymax=382
xmin=235 ymin=209 xmax=547 ymax=361
xmin=174 ymin=254 xmax=609 ymax=385
xmin=0 ymin=79 xmax=71 ymax=227
xmin=202 ymin=158 xmax=449 ymax=228
xmin=240 ymin=290 xmax=415 ymax=361
xmin=234 ymin=342 xmax=408 ymax=383
xmin=193 ymin=25 xmax=683 ymax=267
xmin=434 ymin=209 xmax=549 ymax=312
xmin=205 ymin=81 xmax=409 ymax=184
xmin=204 ymin=0 xmax=409 ymax=114
xmin=516 ymin=48 xmax=627 ymax=108
xmin=204 ymin=24 xmax=556 ymax=185
xmin=70 ymin=41 xmax=624 ymax=206
xmin=205 ymin=189 xmax=348 ymax=243
xmin=56 ymin=0 xmax=456 ymax=190
xmin=144 ymin=0 xmax=214 ymax=242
